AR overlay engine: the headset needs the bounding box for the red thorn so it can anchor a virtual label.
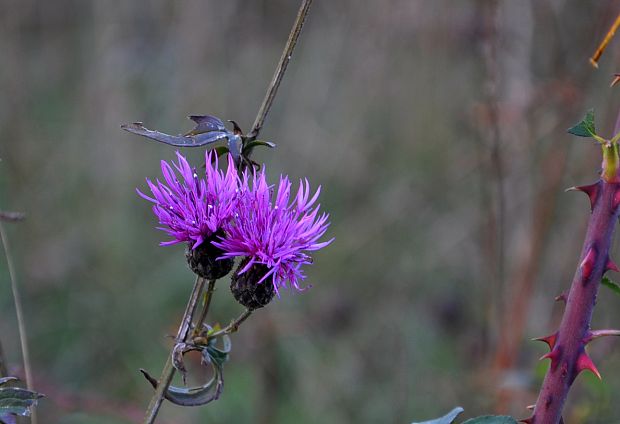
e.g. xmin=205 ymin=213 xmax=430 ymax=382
xmin=614 ymin=187 xmax=620 ymax=210
xmin=519 ymin=417 xmax=534 ymax=424
xmin=555 ymin=292 xmax=567 ymax=303
xmin=532 ymin=332 xmax=558 ymax=349
xmin=606 ymin=258 xmax=620 ymax=273
xmin=540 ymin=347 xmax=560 ymax=363
xmin=566 ymin=182 xmax=600 ymax=211
xmin=576 ymin=350 xmax=602 ymax=380
xmin=580 ymin=247 xmax=597 ymax=281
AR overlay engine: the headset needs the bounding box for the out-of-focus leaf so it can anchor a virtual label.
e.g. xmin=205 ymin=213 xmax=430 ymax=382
xmin=0 ymin=387 xmax=44 ymax=418
xmin=567 ymin=109 xmax=596 ymax=138
xmin=602 ymin=276 xmax=620 ymax=296
xmin=412 ymin=407 xmax=464 ymax=424
xmin=461 ymin=416 xmax=517 ymax=424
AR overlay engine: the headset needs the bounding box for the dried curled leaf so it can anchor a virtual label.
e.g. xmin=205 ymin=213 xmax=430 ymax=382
xmin=121 ymin=115 xmax=244 ymax=164
xmin=121 ymin=122 xmax=229 ymax=148
xmin=141 ymin=333 xmax=231 ymax=406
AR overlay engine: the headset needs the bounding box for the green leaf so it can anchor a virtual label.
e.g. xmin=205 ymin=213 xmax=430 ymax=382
xmin=243 ymin=139 xmax=276 ymax=152
xmin=568 ymin=109 xmax=596 ymax=138
xmin=602 ymin=276 xmax=620 ymax=296
xmin=0 ymin=387 xmax=44 ymax=417
xmin=462 ymin=416 xmax=518 ymax=424
xmin=412 ymin=407 xmax=464 ymax=424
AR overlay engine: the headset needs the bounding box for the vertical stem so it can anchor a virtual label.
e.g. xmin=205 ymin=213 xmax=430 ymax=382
xmin=478 ymin=0 xmax=505 ymax=351
xmin=0 ymin=339 xmax=7 ymax=377
xmin=248 ymin=0 xmax=314 ymax=141
xmin=143 ymin=276 xmax=206 ymax=424
xmin=0 ymin=222 xmax=36 ymax=424
xmin=192 ymin=279 xmax=216 ymax=338
xmin=531 ymin=179 xmax=620 ymax=423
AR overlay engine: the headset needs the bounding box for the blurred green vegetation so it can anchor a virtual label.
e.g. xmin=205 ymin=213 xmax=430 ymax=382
xmin=2 ymin=1 xmax=620 ymax=423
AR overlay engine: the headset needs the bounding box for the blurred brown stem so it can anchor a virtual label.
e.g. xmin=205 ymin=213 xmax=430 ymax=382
xmin=589 ymin=12 xmax=620 ymax=68
xmin=142 ymin=276 xmax=206 ymax=424
xmin=478 ymin=0 xmax=505 ymax=351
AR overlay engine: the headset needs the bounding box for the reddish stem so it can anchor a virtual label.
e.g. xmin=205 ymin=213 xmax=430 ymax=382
xmin=529 ymin=177 xmax=620 ymax=423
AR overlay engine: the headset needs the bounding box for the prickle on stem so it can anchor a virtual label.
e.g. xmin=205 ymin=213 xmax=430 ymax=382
xmin=533 ymin=332 xmax=557 ymax=350
xmin=576 ymin=349 xmax=602 ymax=380
xmin=579 ymin=247 xmax=597 ymax=281
xmin=566 ymin=182 xmax=600 ymax=211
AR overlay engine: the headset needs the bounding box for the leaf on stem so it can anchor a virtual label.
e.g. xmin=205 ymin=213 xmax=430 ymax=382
xmin=411 ymin=408 xmax=518 ymax=424
xmin=143 ymin=332 xmax=231 ymax=406
xmin=567 ymin=109 xmax=597 ymax=138
xmin=412 ymin=407 xmax=464 ymax=424
xmin=601 ymin=276 xmax=620 ymax=296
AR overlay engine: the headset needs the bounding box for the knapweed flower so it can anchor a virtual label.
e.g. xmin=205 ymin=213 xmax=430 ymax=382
xmin=138 ymin=151 xmax=239 ymax=279
xmin=214 ymin=169 xmax=333 ymax=308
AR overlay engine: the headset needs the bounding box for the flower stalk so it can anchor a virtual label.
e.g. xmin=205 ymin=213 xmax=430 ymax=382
xmin=138 ymin=1 xmax=318 ymax=422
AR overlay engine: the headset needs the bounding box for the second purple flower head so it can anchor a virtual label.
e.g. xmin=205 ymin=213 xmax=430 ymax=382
xmin=214 ymin=169 xmax=333 ymax=309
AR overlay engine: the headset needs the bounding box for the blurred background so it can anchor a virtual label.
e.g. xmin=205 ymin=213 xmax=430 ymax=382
xmin=1 ymin=0 xmax=620 ymax=422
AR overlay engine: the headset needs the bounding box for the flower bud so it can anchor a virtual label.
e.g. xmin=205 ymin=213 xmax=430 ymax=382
xmin=186 ymin=234 xmax=234 ymax=280
xmin=230 ymin=258 xmax=275 ymax=309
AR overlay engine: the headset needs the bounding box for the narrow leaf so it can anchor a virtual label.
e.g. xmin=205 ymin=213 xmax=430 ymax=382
xmin=567 ymin=109 xmax=596 ymax=138
xmin=412 ymin=407 xmax=464 ymax=424
xmin=243 ymin=139 xmax=276 ymax=152
xmin=121 ymin=122 xmax=229 ymax=148
xmin=602 ymin=276 xmax=620 ymax=296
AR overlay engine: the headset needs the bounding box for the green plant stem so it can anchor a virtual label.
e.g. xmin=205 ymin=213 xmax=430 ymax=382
xmin=143 ymin=276 xmax=207 ymax=424
xmin=209 ymin=309 xmax=253 ymax=339
xmin=0 ymin=221 xmax=36 ymax=424
xmin=192 ymin=279 xmax=216 ymax=338
xmin=247 ymin=0 xmax=313 ymax=142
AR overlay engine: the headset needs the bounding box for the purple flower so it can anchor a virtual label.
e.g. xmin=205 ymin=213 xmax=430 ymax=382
xmin=138 ymin=151 xmax=239 ymax=249
xmin=214 ymin=169 xmax=333 ymax=294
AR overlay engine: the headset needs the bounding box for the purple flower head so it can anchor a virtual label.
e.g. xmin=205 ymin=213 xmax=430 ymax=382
xmin=138 ymin=151 xmax=239 ymax=249
xmin=214 ymin=168 xmax=333 ymax=294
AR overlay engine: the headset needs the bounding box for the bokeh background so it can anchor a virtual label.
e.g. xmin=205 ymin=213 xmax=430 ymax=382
xmin=2 ymin=1 xmax=620 ymax=422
